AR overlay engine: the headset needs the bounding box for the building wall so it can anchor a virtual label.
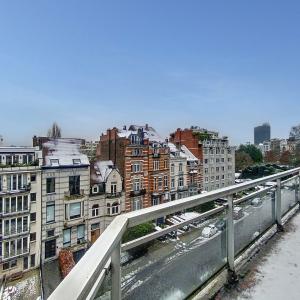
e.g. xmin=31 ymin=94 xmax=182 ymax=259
xmin=254 ymin=124 xmax=271 ymax=145
xmin=203 ymin=140 xmax=235 ymax=191
xmin=0 ymin=162 xmax=41 ymax=279
xmin=169 ymin=155 xmax=188 ymax=200
xmin=41 ymin=166 xmax=90 ymax=263
xmin=170 ymin=129 xmax=203 ymax=161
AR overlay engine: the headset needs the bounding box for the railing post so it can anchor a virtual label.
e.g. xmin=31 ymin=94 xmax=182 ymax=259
xmin=111 ymin=242 xmax=121 ymax=300
xmin=276 ymin=179 xmax=284 ymax=231
xmin=296 ymin=172 xmax=300 ymax=205
xmin=227 ymin=195 xmax=238 ymax=283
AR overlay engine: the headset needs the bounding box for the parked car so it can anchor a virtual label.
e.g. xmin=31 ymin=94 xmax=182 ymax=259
xmin=233 ymin=206 xmax=244 ymax=220
xmin=167 ymin=231 xmax=177 ymax=239
xmin=251 ymin=197 xmax=262 ymax=207
xmin=215 ymin=219 xmax=226 ymax=231
xmin=202 ymin=224 xmax=218 ymax=238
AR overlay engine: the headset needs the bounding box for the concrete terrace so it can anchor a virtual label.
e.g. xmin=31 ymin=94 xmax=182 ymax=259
xmin=217 ymin=211 xmax=300 ymax=300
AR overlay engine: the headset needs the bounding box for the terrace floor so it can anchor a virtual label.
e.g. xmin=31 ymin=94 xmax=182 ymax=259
xmin=216 ymin=210 xmax=300 ymax=300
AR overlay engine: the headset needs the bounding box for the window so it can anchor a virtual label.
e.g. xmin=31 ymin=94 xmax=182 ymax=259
xmin=205 ymin=168 xmax=208 ymax=174
xmin=30 ymin=174 xmax=36 ymax=182
xmin=158 ymin=177 xmax=162 ymax=189
xmin=164 ymin=175 xmax=168 ymax=188
xmin=69 ymin=202 xmax=81 ymax=219
xmin=154 ymin=177 xmax=157 ymax=190
xmin=77 ymin=225 xmax=85 ymax=243
xmin=92 ymin=204 xmax=99 ymax=217
xmin=30 ymin=193 xmax=36 ymax=202
xmin=171 ymin=178 xmax=175 ymax=189
xmin=23 ymin=196 xmax=28 ymax=210
xmin=132 ymin=197 xmax=142 ymax=211
xmin=111 ymin=182 xmax=117 ymax=194
xmin=178 ymin=177 xmax=184 ymax=187
xmin=179 ymin=163 xmax=183 ymax=172
xmin=46 ymin=178 xmax=55 ymax=194
xmin=45 ymin=239 xmax=56 ymax=259
xmin=92 ymin=186 xmax=99 ymax=194
xmin=30 ymin=254 xmax=35 ymax=268
xmin=47 ymin=229 xmax=55 ymax=238
xmin=69 ymin=176 xmax=80 ymax=195
xmin=132 ymin=148 xmax=142 ymax=156
xmin=73 ymin=159 xmax=81 ymax=165
xmin=164 ymin=160 xmax=168 ymax=169
xmin=171 ymin=164 xmax=175 ymax=174
xmin=107 ymin=202 xmax=120 ymax=215
xmin=30 ymin=213 xmax=36 ymax=222
xmin=46 ymin=202 xmax=55 ymax=223
xmin=132 ymin=163 xmax=141 ymax=173
xmin=153 ymin=160 xmax=160 ymax=171
xmin=152 ymin=197 xmax=159 ymax=205
xmin=204 ymin=159 xmax=208 ymax=164
xmin=30 ymin=232 xmax=36 ymax=242
xmin=24 ymin=257 xmax=28 ymax=270
xmin=11 ymin=197 xmax=16 ymax=212
xmin=216 ymin=167 xmax=219 ymax=172
xmin=133 ymin=179 xmax=140 ymax=191
xmin=50 ymin=159 xmax=59 ymax=166
xmin=205 ymin=177 xmax=209 ymax=183
xmin=63 ymin=228 xmax=71 ymax=247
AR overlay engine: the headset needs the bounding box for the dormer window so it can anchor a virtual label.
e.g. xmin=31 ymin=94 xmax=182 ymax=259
xmin=73 ymin=159 xmax=81 ymax=165
xmin=50 ymin=159 xmax=59 ymax=167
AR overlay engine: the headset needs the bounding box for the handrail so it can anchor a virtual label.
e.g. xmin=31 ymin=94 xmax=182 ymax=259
xmin=49 ymin=167 xmax=300 ymax=300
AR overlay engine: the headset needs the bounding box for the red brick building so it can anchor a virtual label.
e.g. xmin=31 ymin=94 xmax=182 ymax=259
xmin=97 ymin=125 xmax=170 ymax=212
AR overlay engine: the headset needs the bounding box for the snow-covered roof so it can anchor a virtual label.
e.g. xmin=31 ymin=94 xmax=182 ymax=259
xmin=43 ymin=139 xmax=89 ymax=167
xmin=0 ymin=146 xmax=37 ymax=154
xmin=180 ymin=145 xmax=198 ymax=161
xmin=91 ymin=160 xmax=116 ymax=183
xmin=118 ymin=125 xmax=165 ymax=143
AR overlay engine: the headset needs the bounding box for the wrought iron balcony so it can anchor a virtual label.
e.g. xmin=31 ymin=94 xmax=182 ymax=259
xmin=129 ymin=189 xmax=146 ymax=197
xmin=49 ymin=167 xmax=300 ymax=300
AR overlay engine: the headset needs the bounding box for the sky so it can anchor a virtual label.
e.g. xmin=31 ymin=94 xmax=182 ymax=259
xmin=0 ymin=1 xmax=300 ymax=146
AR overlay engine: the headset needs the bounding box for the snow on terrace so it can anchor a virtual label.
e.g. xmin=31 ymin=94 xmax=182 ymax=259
xmin=221 ymin=212 xmax=300 ymax=300
xmin=43 ymin=138 xmax=89 ymax=167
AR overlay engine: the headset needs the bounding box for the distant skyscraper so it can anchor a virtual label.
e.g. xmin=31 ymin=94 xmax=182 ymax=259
xmin=254 ymin=123 xmax=271 ymax=145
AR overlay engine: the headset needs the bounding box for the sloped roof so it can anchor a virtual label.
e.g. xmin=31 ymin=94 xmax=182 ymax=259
xmin=91 ymin=160 xmax=119 ymax=184
xmin=43 ymin=138 xmax=89 ymax=167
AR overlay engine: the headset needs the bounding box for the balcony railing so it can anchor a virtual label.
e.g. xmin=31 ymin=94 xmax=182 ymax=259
xmin=106 ymin=192 xmax=123 ymax=199
xmin=129 ymin=189 xmax=146 ymax=197
xmin=49 ymin=167 xmax=300 ymax=300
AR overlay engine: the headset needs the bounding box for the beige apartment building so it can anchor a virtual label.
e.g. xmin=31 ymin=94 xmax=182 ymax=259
xmin=0 ymin=147 xmax=42 ymax=279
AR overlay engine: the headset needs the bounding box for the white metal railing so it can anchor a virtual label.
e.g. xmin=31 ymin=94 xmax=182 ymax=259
xmin=49 ymin=167 xmax=300 ymax=300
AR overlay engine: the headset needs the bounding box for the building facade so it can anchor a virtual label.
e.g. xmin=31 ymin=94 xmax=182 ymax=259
xmin=0 ymin=147 xmax=41 ymax=279
xmin=97 ymin=125 xmax=170 ymax=212
xmin=254 ymin=123 xmax=271 ymax=145
xmin=170 ymin=126 xmax=235 ymax=192
xmin=89 ymin=160 xmax=125 ymax=243
xmin=40 ymin=139 xmax=90 ymax=263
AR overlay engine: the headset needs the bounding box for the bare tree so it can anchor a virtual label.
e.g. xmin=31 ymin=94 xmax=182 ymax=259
xmin=47 ymin=122 xmax=62 ymax=138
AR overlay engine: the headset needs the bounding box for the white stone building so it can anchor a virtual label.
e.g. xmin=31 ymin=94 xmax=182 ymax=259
xmin=202 ymin=134 xmax=235 ymax=191
xmin=41 ymin=139 xmax=90 ymax=263
xmin=89 ymin=160 xmax=125 ymax=243
xmin=168 ymin=143 xmax=188 ymax=200
xmin=0 ymin=147 xmax=41 ymax=279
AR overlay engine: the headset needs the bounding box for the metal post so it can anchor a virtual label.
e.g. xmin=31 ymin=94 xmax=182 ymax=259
xmin=296 ymin=172 xmax=300 ymax=205
xmin=227 ymin=195 xmax=237 ymax=283
xmin=276 ymin=179 xmax=284 ymax=231
xmin=111 ymin=242 xmax=121 ymax=300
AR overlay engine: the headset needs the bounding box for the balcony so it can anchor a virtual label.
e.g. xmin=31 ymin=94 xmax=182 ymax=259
xmin=64 ymin=189 xmax=85 ymax=200
xmin=177 ymin=185 xmax=188 ymax=192
xmin=106 ymin=192 xmax=123 ymax=199
xmin=48 ymin=167 xmax=300 ymax=300
xmin=129 ymin=189 xmax=146 ymax=197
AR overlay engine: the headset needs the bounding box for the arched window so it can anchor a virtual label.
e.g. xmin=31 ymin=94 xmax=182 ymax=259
xmin=92 ymin=204 xmax=99 ymax=217
xmin=107 ymin=202 xmax=120 ymax=215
